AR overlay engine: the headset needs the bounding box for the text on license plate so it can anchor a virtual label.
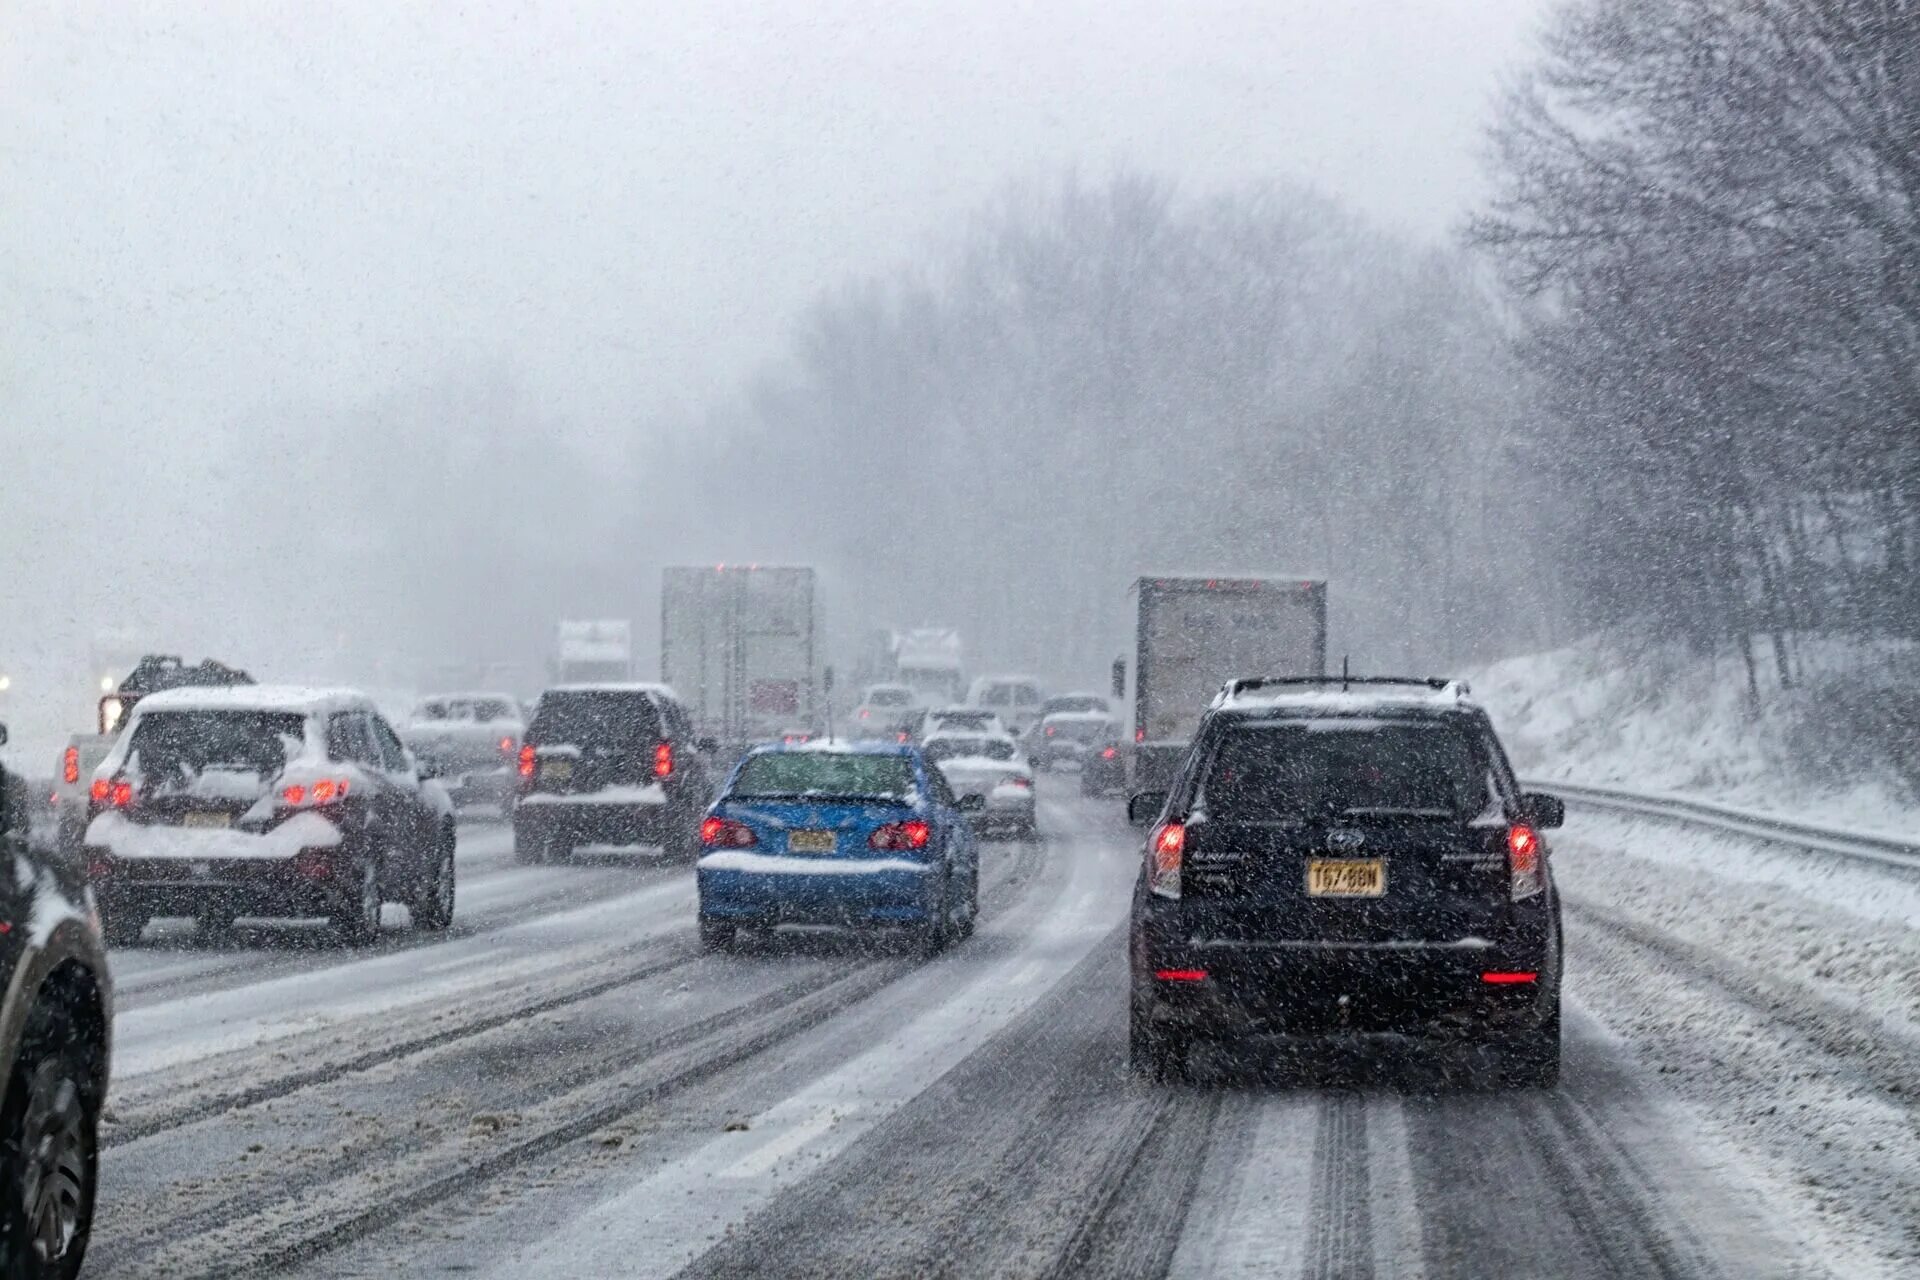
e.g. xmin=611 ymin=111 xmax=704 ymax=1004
xmin=787 ymin=830 xmax=836 ymax=854
xmin=1307 ymin=859 xmax=1385 ymax=897
xmin=540 ymin=759 xmax=573 ymax=782
xmin=181 ymin=812 xmax=231 ymax=829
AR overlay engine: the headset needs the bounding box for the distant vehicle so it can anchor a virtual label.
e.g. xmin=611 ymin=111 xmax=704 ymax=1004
xmin=661 ymin=565 xmax=820 ymax=754
xmin=906 ymin=706 xmax=1008 ymax=742
xmin=920 ymin=732 xmax=1037 ymax=839
xmin=965 ymin=675 xmax=1045 ymax=735
xmin=401 ymin=693 xmax=524 ymax=817
xmin=513 ymin=684 xmax=714 ymax=864
xmin=1027 ymin=710 xmax=1113 ymax=772
xmin=851 ymin=683 xmax=916 ymax=738
xmin=1038 ymin=691 xmax=1111 ymax=721
xmin=53 ymin=655 xmax=255 ymax=859
xmin=1126 ymin=676 xmax=1564 ymax=1086
xmin=695 ymin=741 xmax=982 ymax=953
xmin=893 ymin=628 xmax=965 ymax=707
xmin=82 ymin=686 xmax=457 ymax=947
xmin=1117 ymin=576 xmax=1327 ymax=795
xmin=553 ymin=620 xmax=635 ymax=684
xmin=0 ymin=719 xmax=112 ymax=1278
xmin=1079 ymin=723 xmax=1126 ymax=797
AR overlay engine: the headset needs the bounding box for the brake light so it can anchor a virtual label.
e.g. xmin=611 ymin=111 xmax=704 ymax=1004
xmin=518 ymin=744 xmax=536 ymax=778
xmin=499 ymin=736 xmax=516 ymax=754
xmin=89 ymin=779 xmax=109 ymax=804
xmin=63 ymin=746 xmax=79 ymax=785
xmin=654 ymin=742 xmax=674 ymax=779
xmin=1148 ymin=821 xmax=1184 ymax=898
xmin=1508 ymin=823 xmax=1542 ymax=900
xmin=1101 ymin=747 xmax=1117 ymax=760
xmin=1135 ymin=727 xmax=1145 ymax=744
xmin=859 ymin=709 xmax=870 ymax=720
xmin=1044 ymin=726 xmax=1055 ymax=737
xmin=700 ymin=816 xmax=757 ymax=848
xmin=870 ymin=820 xmax=931 ymax=851
xmin=897 ymin=733 xmax=909 ymax=744
xmin=91 ymin=778 xmax=133 ymax=811
xmin=1003 ymin=775 xmax=1032 ymax=790
xmin=1481 ymin=971 xmax=1538 ymax=984
xmin=282 ymin=779 xmax=350 ymax=808
xmin=1155 ymin=968 xmax=1207 ymax=982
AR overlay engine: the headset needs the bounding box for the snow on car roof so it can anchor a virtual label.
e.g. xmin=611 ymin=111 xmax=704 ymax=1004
xmin=543 ymin=682 xmax=678 ymax=697
xmin=1040 ymin=710 xmax=1112 ymax=723
xmin=923 ymin=728 xmax=1015 ymax=743
xmin=1214 ymin=679 xmax=1478 ymax=715
xmin=131 ymin=685 xmax=374 ymax=716
xmin=414 ymin=690 xmax=521 ymax=703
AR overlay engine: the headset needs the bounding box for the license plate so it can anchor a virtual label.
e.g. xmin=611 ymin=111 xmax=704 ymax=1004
xmin=540 ymin=759 xmax=573 ymax=782
xmin=181 ymin=811 xmax=231 ymax=829
xmin=787 ymin=830 xmax=836 ymax=854
xmin=1307 ymin=859 xmax=1385 ymax=897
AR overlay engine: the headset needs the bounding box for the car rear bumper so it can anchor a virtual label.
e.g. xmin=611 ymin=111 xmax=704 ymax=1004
xmin=1133 ymin=934 xmax=1557 ymax=1040
xmin=514 ymin=799 xmax=676 ymax=849
xmin=697 ymin=854 xmax=941 ymax=925
xmin=90 ymin=851 xmax=357 ymax=920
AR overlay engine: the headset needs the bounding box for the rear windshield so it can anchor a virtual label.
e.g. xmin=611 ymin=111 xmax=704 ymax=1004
xmin=1043 ymin=696 xmax=1106 ymax=716
xmin=529 ymin=691 xmax=660 ymax=746
xmin=924 ymin=737 xmax=1016 ymax=763
xmin=1043 ymin=716 xmax=1108 ymax=741
xmin=1198 ymin=719 xmax=1496 ymax=822
xmin=128 ymin=710 xmax=306 ymax=778
xmin=730 ymin=752 xmax=917 ymax=801
xmin=864 ymin=687 xmax=912 ymax=708
xmin=932 ymin=711 xmax=998 ymax=732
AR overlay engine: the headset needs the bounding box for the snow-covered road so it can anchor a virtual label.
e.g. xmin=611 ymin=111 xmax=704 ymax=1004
xmin=79 ymin=785 xmax=1916 ymax=1278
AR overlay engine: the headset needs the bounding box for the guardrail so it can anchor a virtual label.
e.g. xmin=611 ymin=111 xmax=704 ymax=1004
xmin=1525 ymin=778 xmax=1920 ymax=875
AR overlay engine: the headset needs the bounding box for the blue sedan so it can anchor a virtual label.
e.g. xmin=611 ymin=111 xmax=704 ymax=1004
xmin=695 ymin=742 xmax=983 ymax=953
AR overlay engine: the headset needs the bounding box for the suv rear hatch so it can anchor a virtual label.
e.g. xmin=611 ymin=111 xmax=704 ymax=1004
xmin=119 ymin=709 xmax=307 ymax=824
xmin=1179 ymin=715 xmax=1516 ymax=945
xmin=526 ymin=690 xmax=663 ymax=794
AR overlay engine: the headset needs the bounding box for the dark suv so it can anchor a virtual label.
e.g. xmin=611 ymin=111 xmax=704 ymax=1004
xmin=1126 ymin=677 xmax=1564 ymax=1086
xmin=0 ymin=722 xmax=112 ymax=1278
xmin=513 ymin=684 xmax=714 ymax=863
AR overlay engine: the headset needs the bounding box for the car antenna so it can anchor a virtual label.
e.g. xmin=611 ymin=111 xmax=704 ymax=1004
xmin=1341 ymin=655 xmax=1350 ymax=691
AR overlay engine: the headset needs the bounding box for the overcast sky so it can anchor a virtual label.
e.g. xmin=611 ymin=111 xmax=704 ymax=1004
xmin=1 ymin=0 xmax=1548 ymax=744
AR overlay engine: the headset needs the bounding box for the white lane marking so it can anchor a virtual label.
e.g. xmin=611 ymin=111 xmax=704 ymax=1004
xmin=1166 ymin=1094 xmax=1319 ymax=1278
xmin=1366 ymin=1095 xmax=1426 ymax=1280
xmin=490 ymin=825 xmax=1132 ymax=1280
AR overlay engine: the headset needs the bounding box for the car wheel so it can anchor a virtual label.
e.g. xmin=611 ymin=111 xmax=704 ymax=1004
xmin=330 ymin=859 xmax=382 ymax=947
xmin=955 ymin=868 xmax=979 ymax=940
xmin=0 ymin=1021 xmax=99 ymax=1279
xmin=1493 ymin=1003 xmax=1560 ymax=1088
xmin=411 ymin=825 xmax=456 ymax=932
xmin=698 ymin=918 xmax=737 ymax=953
xmin=916 ymin=874 xmax=952 ymax=957
xmin=98 ymin=904 xmax=146 ymax=949
xmin=1129 ymin=1000 xmax=1189 ymax=1084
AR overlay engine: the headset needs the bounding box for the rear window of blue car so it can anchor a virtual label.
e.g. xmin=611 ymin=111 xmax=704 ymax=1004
xmin=731 ymin=752 xmax=918 ymax=801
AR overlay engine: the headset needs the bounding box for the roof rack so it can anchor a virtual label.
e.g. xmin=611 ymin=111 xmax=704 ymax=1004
xmin=1217 ymin=674 xmax=1471 ymax=702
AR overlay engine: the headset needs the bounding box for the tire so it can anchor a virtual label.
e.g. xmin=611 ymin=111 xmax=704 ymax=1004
xmin=0 ymin=1020 xmax=100 ymax=1278
xmin=955 ymin=868 xmax=979 ymax=940
xmin=916 ymin=874 xmax=952 ymax=957
xmin=411 ymin=825 xmax=456 ymax=933
xmin=98 ymin=903 xmax=146 ymax=949
xmin=330 ymin=859 xmax=383 ymax=947
xmin=698 ymin=918 xmax=737 ymax=953
xmin=1129 ymin=999 xmax=1189 ymax=1084
xmin=1494 ymin=1003 xmax=1561 ymax=1088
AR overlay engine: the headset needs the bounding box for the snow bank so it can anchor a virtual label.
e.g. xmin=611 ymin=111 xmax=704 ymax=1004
xmin=1472 ymin=634 xmax=1920 ymax=839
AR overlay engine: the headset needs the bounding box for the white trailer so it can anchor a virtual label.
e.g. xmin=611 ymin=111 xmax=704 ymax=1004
xmin=660 ymin=566 xmax=819 ymax=751
xmin=554 ymin=620 xmax=635 ymax=684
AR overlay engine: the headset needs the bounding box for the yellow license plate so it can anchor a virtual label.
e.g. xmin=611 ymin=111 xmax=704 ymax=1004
xmin=787 ymin=830 xmax=836 ymax=854
xmin=540 ymin=759 xmax=573 ymax=782
xmin=1307 ymin=859 xmax=1385 ymax=897
xmin=181 ymin=812 xmax=231 ymax=829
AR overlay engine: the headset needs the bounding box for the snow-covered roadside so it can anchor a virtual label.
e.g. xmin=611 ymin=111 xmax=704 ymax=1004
xmin=1472 ymin=635 xmax=1920 ymax=839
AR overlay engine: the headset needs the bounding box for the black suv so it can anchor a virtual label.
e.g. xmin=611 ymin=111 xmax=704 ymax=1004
xmin=1126 ymin=677 xmax=1564 ymax=1086
xmin=513 ymin=685 xmax=715 ymax=863
xmin=0 ymin=722 xmax=112 ymax=1278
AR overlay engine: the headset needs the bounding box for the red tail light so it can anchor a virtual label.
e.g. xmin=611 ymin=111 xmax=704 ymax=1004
xmin=1481 ymin=971 xmax=1538 ymax=984
xmin=1044 ymin=726 xmax=1055 ymax=737
xmin=499 ymin=736 xmax=516 ymax=754
xmin=1004 ymin=775 xmax=1032 ymax=790
xmin=1508 ymin=823 xmax=1542 ymax=900
xmin=859 ymin=709 xmax=870 ymax=719
xmin=1100 ymin=747 xmax=1117 ymax=760
xmin=1155 ymin=968 xmax=1207 ymax=982
xmin=654 ymin=742 xmax=674 ymax=779
xmin=282 ymin=779 xmax=350 ymax=808
xmin=1135 ymin=727 xmax=1146 ymax=744
xmin=63 ymin=746 xmax=79 ymax=786
xmin=92 ymin=778 xmax=133 ymax=811
xmin=89 ymin=779 xmax=110 ymax=805
xmin=700 ymin=816 xmax=757 ymax=848
xmin=518 ymin=744 xmax=536 ymax=778
xmin=870 ymin=820 xmax=931 ymax=851
xmin=1148 ymin=821 xmax=1184 ymax=898
xmin=897 ymin=733 xmax=909 ymax=744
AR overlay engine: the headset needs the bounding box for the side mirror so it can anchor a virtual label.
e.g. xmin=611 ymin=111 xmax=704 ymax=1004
xmin=1521 ymin=791 xmax=1565 ymax=829
xmin=696 ymin=736 xmax=720 ymax=755
xmin=955 ymin=793 xmax=986 ymax=814
xmin=1126 ymin=791 xmax=1167 ymax=826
